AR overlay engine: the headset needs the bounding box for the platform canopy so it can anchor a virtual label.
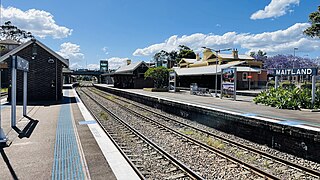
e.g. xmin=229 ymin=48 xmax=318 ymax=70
xmin=174 ymin=61 xmax=246 ymax=76
xmin=114 ymin=61 xmax=146 ymax=75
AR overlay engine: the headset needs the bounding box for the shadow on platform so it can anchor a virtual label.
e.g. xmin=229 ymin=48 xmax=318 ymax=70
xmin=0 ymin=148 xmax=19 ymax=180
xmin=13 ymin=116 xmax=39 ymax=139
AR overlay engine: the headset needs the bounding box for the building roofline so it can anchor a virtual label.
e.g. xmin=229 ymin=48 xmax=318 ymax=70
xmin=0 ymin=39 xmax=69 ymax=67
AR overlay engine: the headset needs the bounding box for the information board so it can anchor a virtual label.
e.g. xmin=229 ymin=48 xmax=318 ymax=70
xmin=221 ymin=68 xmax=237 ymax=100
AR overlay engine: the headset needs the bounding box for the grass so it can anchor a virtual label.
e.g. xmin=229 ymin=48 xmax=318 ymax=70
xmin=1 ymin=88 xmax=8 ymax=93
xmin=99 ymin=111 xmax=109 ymax=120
xmin=207 ymin=138 xmax=225 ymax=149
xmin=180 ymin=129 xmax=195 ymax=135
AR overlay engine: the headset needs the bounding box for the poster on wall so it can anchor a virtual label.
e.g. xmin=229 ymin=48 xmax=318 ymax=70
xmin=168 ymin=71 xmax=176 ymax=92
xmin=221 ymin=68 xmax=237 ymax=100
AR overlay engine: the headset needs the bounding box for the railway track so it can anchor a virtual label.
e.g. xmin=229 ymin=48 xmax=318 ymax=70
xmin=78 ymin=87 xmax=282 ymax=179
xmin=77 ymin=87 xmax=203 ymax=179
xmin=88 ymin=86 xmax=320 ymax=179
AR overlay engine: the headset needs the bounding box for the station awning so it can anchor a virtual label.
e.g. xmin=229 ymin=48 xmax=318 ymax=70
xmin=174 ymin=61 xmax=245 ymax=76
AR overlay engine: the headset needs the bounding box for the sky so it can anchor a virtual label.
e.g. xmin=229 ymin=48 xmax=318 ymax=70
xmin=0 ymin=0 xmax=319 ymax=70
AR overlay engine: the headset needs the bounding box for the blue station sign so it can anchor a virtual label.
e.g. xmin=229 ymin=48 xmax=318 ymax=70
xmin=274 ymin=68 xmax=318 ymax=76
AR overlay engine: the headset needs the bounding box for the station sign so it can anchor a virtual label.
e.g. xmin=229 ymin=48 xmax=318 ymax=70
xmin=273 ymin=68 xmax=317 ymax=76
xmin=16 ymin=56 xmax=29 ymax=72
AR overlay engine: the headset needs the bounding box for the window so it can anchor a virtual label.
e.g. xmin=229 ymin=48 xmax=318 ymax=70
xmin=242 ymin=72 xmax=248 ymax=81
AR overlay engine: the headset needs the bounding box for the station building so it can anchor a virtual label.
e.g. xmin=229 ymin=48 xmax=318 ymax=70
xmin=112 ymin=60 xmax=153 ymax=89
xmin=175 ymin=48 xmax=267 ymax=90
xmin=0 ymin=39 xmax=69 ymax=102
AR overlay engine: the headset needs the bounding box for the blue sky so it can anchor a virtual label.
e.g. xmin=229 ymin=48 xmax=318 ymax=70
xmin=1 ymin=0 xmax=319 ymax=69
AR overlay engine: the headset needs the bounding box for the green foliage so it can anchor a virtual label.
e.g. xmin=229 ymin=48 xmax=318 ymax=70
xmin=144 ymin=66 xmax=169 ymax=88
xmin=176 ymin=45 xmax=196 ymax=64
xmin=153 ymin=50 xmax=177 ymax=68
xmin=0 ymin=21 xmax=34 ymax=42
xmin=301 ymin=82 xmax=320 ymax=90
xmin=304 ymin=6 xmax=320 ymax=38
xmin=280 ymin=81 xmax=296 ymax=89
xmin=266 ymin=80 xmax=275 ymax=88
xmin=254 ymin=87 xmax=320 ymax=109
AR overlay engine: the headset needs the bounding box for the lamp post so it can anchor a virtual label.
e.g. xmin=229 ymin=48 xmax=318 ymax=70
xmin=293 ymin=47 xmax=298 ymax=83
xmin=202 ymin=47 xmax=231 ymax=97
xmin=293 ymin=48 xmax=298 ymax=68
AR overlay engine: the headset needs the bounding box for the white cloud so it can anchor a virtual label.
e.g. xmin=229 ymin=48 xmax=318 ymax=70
xmin=87 ymin=64 xmax=100 ymax=70
xmin=57 ymin=42 xmax=84 ymax=69
xmin=1 ymin=6 xmax=72 ymax=38
xmin=102 ymin=46 xmax=109 ymax=55
xmin=133 ymin=23 xmax=319 ymax=57
xmin=250 ymin=0 xmax=299 ymax=20
xmin=103 ymin=57 xmax=129 ymax=70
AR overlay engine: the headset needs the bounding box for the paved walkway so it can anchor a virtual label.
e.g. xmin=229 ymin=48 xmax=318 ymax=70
xmin=0 ymin=88 xmax=139 ymax=180
xmin=96 ymin=84 xmax=320 ymax=131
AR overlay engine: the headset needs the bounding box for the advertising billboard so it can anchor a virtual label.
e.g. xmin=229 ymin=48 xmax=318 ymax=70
xmin=221 ymin=68 xmax=237 ymax=100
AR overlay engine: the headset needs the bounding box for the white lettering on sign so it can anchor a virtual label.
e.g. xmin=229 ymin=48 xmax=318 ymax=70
xmin=274 ymin=68 xmax=318 ymax=76
xmin=307 ymin=69 xmax=312 ymax=74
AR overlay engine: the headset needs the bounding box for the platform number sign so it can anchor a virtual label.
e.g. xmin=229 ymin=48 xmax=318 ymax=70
xmin=11 ymin=56 xmax=29 ymax=128
xmin=16 ymin=56 xmax=29 ymax=72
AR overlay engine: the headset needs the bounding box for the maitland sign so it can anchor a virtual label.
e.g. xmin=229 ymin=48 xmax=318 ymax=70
xmin=274 ymin=68 xmax=318 ymax=76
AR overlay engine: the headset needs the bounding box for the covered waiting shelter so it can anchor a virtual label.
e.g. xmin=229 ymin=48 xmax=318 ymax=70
xmin=174 ymin=61 xmax=245 ymax=89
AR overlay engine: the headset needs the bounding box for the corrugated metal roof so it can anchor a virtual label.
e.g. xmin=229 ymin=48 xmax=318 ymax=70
xmin=236 ymin=67 xmax=261 ymax=72
xmin=181 ymin=58 xmax=197 ymax=63
xmin=175 ymin=61 xmax=245 ymax=76
xmin=218 ymin=53 xmax=255 ymax=60
xmin=115 ymin=61 xmax=144 ymax=74
xmin=0 ymin=39 xmax=20 ymax=45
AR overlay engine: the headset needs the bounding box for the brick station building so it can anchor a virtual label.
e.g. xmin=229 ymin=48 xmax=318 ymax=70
xmin=0 ymin=39 xmax=69 ymax=102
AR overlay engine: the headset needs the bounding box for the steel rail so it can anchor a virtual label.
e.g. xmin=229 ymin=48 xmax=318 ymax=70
xmin=78 ymin=88 xmax=203 ymax=180
xmin=76 ymin=87 xmax=146 ymax=180
xmin=92 ymin=87 xmax=320 ymax=178
xmin=89 ymin=88 xmax=279 ymax=180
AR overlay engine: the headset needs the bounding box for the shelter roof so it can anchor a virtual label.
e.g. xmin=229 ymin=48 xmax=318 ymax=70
xmin=174 ymin=61 xmax=245 ymax=76
xmin=0 ymin=39 xmax=69 ymax=67
xmin=114 ymin=61 xmax=145 ymax=74
xmin=179 ymin=58 xmax=197 ymax=64
xmin=208 ymin=53 xmax=255 ymax=60
xmin=236 ymin=66 xmax=261 ymax=72
xmin=0 ymin=39 xmax=20 ymax=45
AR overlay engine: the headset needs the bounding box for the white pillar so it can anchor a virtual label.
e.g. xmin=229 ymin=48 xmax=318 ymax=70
xmin=0 ymin=69 xmax=6 ymax=142
xmin=311 ymin=75 xmax=316 ymax=107
xmin=275 ymin=76 xmax=279 ymax=89
xmin=11 ymin=57 xmax=17 ymax=127
xmin=23 ymin=71 xmax=27 ymax=116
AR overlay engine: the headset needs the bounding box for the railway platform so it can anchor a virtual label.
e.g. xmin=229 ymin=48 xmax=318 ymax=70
xmin=93 ymin=84 xmax=320 ymax=162
xmin=94 ymin=84 xmax=320 ymax=130
xmin=0 ymin=88 xmax=140 ymax=179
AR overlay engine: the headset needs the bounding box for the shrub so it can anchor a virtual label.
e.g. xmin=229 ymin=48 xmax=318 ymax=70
xmin=144 ymin=66 xmax=169 ymax=88
xmin=254 ymin=87 xmax=320 ymax=109
xmin=266 ymin=80 xmax=275 ymax=88
xmin=301 ymin=82 xmax=312 ymax=89
xmin=280 ymin=81 xmax=296 ymax=89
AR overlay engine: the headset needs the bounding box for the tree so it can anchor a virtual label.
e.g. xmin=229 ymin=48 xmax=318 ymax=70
xmin=153 ymin=50 xmax=177 ymax=68
xmin=264 ymin=54 xmax=317 ymax=70
xmin=144 ymin=66 xmax=169 ymax=88
xmin=0 ymin=21 xmax=34 ymax=42
xmin=250 ymin=50 xmax=267 ymax=61
xmin=303 ymin=6 xmax=320 ymax=38
xmin=176 ymin=45 xmax=196 ymax=64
